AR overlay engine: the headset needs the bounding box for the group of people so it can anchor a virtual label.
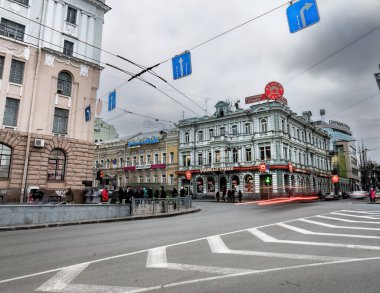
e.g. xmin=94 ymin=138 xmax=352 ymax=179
xmin=215 ymin=188 xmax=243 ymax=203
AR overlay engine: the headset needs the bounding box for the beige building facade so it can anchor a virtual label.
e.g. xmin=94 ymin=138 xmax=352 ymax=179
xmin=0 ymin=0 xmax=110 ymax=202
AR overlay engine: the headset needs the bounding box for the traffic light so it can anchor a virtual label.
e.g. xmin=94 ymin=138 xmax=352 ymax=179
xmin=97 ymin=170 xmax=104 ymax=180
xmin=263 ymin=175 xmax=272 ymax=186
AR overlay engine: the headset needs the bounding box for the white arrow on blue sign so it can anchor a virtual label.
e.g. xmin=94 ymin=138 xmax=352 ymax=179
xmin=286 ymin=0 xmax=320 ymax=33
xmin=172 ymin=51 xmax=192 ymax=80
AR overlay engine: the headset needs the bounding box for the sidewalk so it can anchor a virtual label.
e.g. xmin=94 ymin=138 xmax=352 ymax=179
xmin=0 ymin=205 xmax=201 ymax=232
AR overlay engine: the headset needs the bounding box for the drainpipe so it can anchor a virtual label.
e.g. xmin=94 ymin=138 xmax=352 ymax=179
xmin=20 ymin=0 xmax=45 ymax=202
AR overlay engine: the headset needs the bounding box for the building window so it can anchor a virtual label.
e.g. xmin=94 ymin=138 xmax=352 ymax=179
xmin=161 ymin=174 xmax=166 ymax=184
xmin=57 ymin=71 xmax=72 ymax=96
xmin=0 ymin=18 xmax=25 ymax=41
xmin=220 ymin=127 xmax=226 ymax=136
xmin=183 ymin=153 xmax=190 ymax=166
xmin=208 ymin=152 xmax=212 ymax=164
xmin=246 ymin=148 xmax=252 ymax=162
xmin=139 ymin=176 xmax=143 ymax=183
xmin=154 ymin=175 xmax=158 ymax=183
xmin=260 ymin=118 xmax=267 ymax=133
xmin=259 ymin=145 xmax=271 ymax=160
xmin=9 ymin=59 xmax=25 ymax=84
xmin=2 ymin=98 xmax=19 ymax=127
xmin=146 ymin=154 xmax=151 ymax=164
xmin=185 ymin=132 xmax=189 ymax=143
xmin=139 ymin=155 xmax=143 ymax=164
xmin=0 ymin=56 xmax=4 ymax=79
xmin=198 ymin=130 xmax=203 ymax=141
xmin=232 ymin=149 xmax=238 ymax=163
xmin=66 ymin=7 xmax=77 ymax=24
xmin=132 ymin=156 xmax=136 ymax=166
xmin=170 ymin=152 xmax=174 ymax=164
xmin=281 ymin=119 xmax=285 ymax=132
xmin=126 ymin=157 xmax=130 ymax=166
xmin=245 ymin=123 xmax=251 ymax=134
xmin=13 ymin=0 xmax=29 ymax=4
xmin=53 ymin=108 xmax=69 ymax=134
xmin=209 ymin=128 xmax=214 ymax=139
xmin=198 ymin=153 xmax=203 ymax=165
xmin=154 ymin=153 xmax=158 ymax=164
xmin=215 ymin=150 xmax=221 ymax=163
xmin=0 ymin=144 xmax=11 ymax=178
xmin=169 ymin=174 xmax=174 ymax=185
xmin=47 ymin=149 xmax=66 ymax=181
xmin=297 ymin=129 xmax=300 ymax=140
xmin=120 ymin=158 xmax=124 ymax=168
xmin=63 ymin=40 xmax=74 ymax=56
xmin=232 ymin=125 xmax=238 ymax=136
xmin=162 ymin=153 xmax=166 ymax=164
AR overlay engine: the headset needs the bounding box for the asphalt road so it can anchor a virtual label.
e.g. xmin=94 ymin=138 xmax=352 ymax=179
xmin=1 ymin=199 xmax=380 ymax=292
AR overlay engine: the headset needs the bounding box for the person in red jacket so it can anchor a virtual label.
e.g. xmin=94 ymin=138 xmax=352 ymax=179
xmin=101 ymin=188 xmax=109 ymax=203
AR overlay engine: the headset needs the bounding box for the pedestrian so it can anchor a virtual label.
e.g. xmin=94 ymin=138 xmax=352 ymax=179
xmin=154 ymin=189 xmax=160 ymax=198
xmin=65 ymin=187 xmax=74 ymax=204
xmin=215 ymin=190 xmax=220 ymax=202
xmin=238 ymin=189 xmax=242 ymax=202
xmin=101 ymin=188 xmax=109 ymax=203
xmin=227 ymin=189 xmax=232 ymax=202
xmin=369 ymin=187 xmax=376 ymax=203
xmin=172 ymin=188 xmax=178 ymax=197
xmin=160 ymin=186 xmax=166 ymax=198
xmin=222 ymin=189 xmax=226 ymax=202
xmin=143 ymin=187 xmax=148 ymax=198
xmin=180 ymin=186 xmax=186 ymax=197
xmin=148 ymin=187 xmax=153 ymax=198
xmin=118 ymin=186 xmax=124 ymax=203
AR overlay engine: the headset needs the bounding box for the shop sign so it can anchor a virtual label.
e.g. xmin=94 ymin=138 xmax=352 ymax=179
xmin=258 ymin=163 xmax=267 ymax=173
xmin=245 ymin=93 xmax=288 ymax=105
xmin=185 ymin=171 xmax=192 ymax=180
xmin=264 ymin=81 xmax=284 ymax=100
xmin=136 ymin=164 xmax=151 ymax=170
xmin=127 ymin=136 xmax=159 ymax=147
xmin=200 ymin=167 xmax=233 ymax=173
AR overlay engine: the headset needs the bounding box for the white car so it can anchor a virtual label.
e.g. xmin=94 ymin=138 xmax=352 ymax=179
xmin=348 ymin=190 xmax=368 ymax=199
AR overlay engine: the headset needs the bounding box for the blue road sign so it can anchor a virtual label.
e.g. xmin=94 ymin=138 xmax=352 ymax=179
xmin=286 ymin=0 xmax=320 ymax=33
xmin=108 ymin=90 xmax=116 ymax=111
xmin=172 ymin=51 xmax=192 ymax=80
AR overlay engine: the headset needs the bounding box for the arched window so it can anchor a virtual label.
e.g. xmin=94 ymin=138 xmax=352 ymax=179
xmin=185 ymin=131 xmax=189 ymax=143
xmin=260 ymin=118 xmax=267 ymax=133
xmin=0 ymin=144 xmax=11 ymax=178
xmin=48 ymin=149 xmax=66 ymax=181
xmin=57 ymin=71 xmax=72 ymax=96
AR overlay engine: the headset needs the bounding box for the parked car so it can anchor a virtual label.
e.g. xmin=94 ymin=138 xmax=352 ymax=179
xmin=324 ymin=192 xmax=341 ymax=200
xmin=348 ymin=190 xmax=368 ymax=199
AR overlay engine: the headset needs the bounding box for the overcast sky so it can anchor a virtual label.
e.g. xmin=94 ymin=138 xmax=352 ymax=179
xmin=98 ymin=0 xmax=380 ymax=162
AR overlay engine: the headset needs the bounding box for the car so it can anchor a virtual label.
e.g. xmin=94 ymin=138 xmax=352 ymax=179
xmin=348 ymin=190 xmax=368 ymax=199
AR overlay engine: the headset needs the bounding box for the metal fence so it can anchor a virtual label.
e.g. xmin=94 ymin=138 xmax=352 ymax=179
xmin=130 ymin=197 xmax=192 ymax=216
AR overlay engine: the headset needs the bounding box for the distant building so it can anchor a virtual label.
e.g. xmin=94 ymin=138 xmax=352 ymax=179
xmin=0 ymin=0 xmax=110 ymax=202
xmin=94 ymin=129 xmax=179 ymax=192
xmin=177 ymin=100 xmax=332 ymax=199
xmin=314 ymin=120 xmax=360 ymax=192
xmin=94 ymin=118 xmax=119 ymax=142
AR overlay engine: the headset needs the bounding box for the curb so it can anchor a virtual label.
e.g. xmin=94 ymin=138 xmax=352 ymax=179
xmin=0 ymin=207 xmax=201 ymax=232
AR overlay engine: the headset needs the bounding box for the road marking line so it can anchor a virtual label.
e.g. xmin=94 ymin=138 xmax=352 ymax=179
xmin=331 ymin=212 xmax=380 ymax=220
xmin=36 ymin=263 xmax=89 ymax=292
xmin=300 ymin=218 xmax=380 ymax=231
xmin=278 ymin=223 xmax=380 ymax=239
xmin=123 ymin=256 xmax=380 ymax=293
xmin=146 ymin=246 xmax=252 ymax=275
xmin=248 ymin=228 xmax=380 ymax=250
xmin=341 ymin=210 xmax=380 ymax=215
xmin=317 ymin=215 xmax=380 ymax=224
xmin=207 ymin=235 xmax=349 ymax=261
